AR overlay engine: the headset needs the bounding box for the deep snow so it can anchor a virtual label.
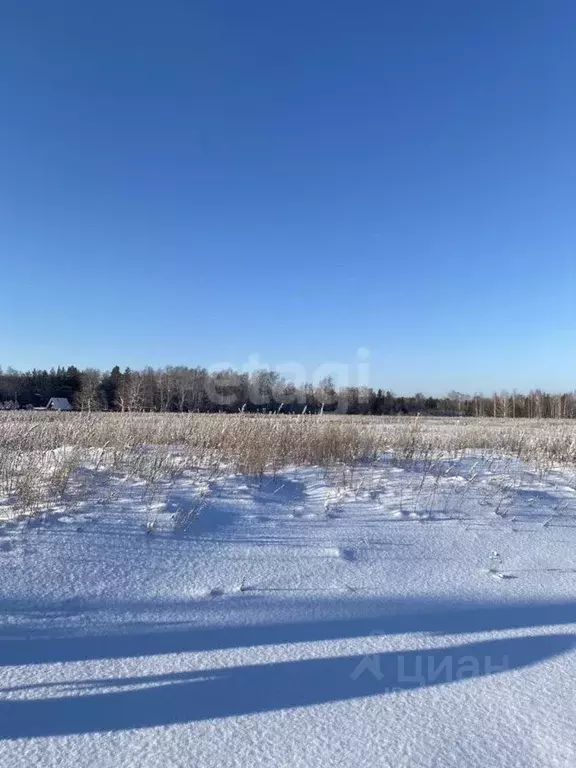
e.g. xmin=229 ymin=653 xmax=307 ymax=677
xmin=1 ymin=455 xmax=575 ymax=767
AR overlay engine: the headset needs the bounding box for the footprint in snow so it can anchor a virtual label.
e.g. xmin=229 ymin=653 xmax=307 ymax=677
xmin=488 ymin=571 xmax=518 ymax=580
xmin=321 ymin=547 xmax=357 ymax=562
xmin=391 ymin=509 xmax=418 ymax=519
xmin=321 ymin=547 xmax=341 ymax=558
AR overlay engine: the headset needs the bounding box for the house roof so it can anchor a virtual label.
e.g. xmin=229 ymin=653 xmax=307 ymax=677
xmin=47 ymin=397 xmax=72 ymax=410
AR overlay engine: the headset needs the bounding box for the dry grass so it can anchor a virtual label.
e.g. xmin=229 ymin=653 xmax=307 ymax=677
xmin=2 ymin=411 xmax=576 ymax=519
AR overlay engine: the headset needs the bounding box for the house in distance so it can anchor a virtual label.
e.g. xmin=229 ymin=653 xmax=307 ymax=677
xmin=46 ymin=397 xmax=73 ymax=411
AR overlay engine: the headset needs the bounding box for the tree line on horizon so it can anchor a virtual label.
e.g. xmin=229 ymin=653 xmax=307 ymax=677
xmin=0 ymin=365 xmax=575 ymax=418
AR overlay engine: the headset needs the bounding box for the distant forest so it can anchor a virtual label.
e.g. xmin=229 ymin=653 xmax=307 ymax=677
xmin=0 ymin=365 xmax=574 ymax=418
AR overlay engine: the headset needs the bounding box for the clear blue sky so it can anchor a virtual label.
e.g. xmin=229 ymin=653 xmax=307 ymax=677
xmin=1 ymin=1 xmax=575 ymax=394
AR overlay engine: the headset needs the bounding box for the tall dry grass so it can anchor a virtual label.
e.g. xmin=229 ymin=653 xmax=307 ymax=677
xmin=2 ymin=411 xmax=576 ymax=518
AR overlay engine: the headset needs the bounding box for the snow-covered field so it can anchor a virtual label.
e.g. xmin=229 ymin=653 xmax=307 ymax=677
xmin=1 ymin=418 xmax=576 ymax=766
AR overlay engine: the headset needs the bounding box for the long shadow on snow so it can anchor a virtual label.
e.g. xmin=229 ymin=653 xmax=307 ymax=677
xmin=1 ymin=598 xmax=576 ymax=667
xmin=0 ymin=633 xmax=573 ymax=739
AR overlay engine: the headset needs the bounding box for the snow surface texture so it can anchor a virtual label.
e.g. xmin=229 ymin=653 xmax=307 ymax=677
xmin=1 ymin=454 xmax=576 ymax=767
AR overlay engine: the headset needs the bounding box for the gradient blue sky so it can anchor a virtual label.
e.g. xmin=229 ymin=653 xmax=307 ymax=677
xmin=1 ymin=1 xmax=575 ymax=394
